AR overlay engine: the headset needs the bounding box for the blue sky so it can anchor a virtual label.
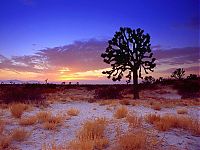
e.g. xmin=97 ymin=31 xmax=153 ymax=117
xmin=0 ymin=0 xmax=199 ymax=57
xmin=0 ymin=0 xmax=199 ymax=82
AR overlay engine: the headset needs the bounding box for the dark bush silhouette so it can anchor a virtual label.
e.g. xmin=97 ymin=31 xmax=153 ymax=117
xmin=171 ymin=68 xmax=185 ymax=80
xmin=187 ymin=74 xmax=198 ymax=80
xmin=174 ymin=79 xmax=200 ymax=98
xmin=101 ymin=27 xmax=156 ymax=99
xmin=143 ymin=76 xmax=155 ymax=84
xmin=94 ymin=86 xmax=122 ymax=99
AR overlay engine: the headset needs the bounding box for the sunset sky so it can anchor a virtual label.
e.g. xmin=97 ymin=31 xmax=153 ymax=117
xmin=0 ymin=0 xmax=199 ymax=84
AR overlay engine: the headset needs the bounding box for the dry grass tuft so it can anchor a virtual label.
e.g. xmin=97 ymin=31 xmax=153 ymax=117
xmin=11 ymin=128 xmax=31 ymax=141
xmin=67 ymin=108 xmax=80 ymax=116
xmin=118 ymin=130 xmax=147 ymax=150
xmin=37 ymin=111 xmax=52 ymax=123
xmin=177 ymin=108 xmax=188 ymax=114
xmin=145 ymin=114 xmax=200 ymax=135
xmin=0 ymin=136 xmax=12 ymax=149
xmin=43 ymin=114 xmax=63 ymax=130
xmin=0 ymin=119 xmax=5 ymax=135
xmin=119 ymin=99 xmax=130 ymax=105
xmin=19 ymin=115 xmax=37 ymax=126
xmin=69 ymin=117 xmax=109 ymax=150
xmin=10 ymin=103 xmax=29 ymax=118
xmin=151 ymin=103 xmax=161 ymax=111
xmin=126 ymin=113 xmax=142 ymax=128
xmin=114 ymin=106 xmax=128 ymax=119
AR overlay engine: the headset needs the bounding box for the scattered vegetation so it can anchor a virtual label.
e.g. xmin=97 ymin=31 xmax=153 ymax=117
xmin=151 ymin=103 xmax=161 ymax=111
xmin=114 ymin=106 xmax=128 ymax=119
xmin=67 ymin=108 xmax=80 ymax=116
xmin=0 ymin=136 xmax=12 ymax=149
xmin=11 ymin=128 xmax=31 ymax=141
xmin=10 ymin=103 xmax=29 ymax=118
xmin=43 ymin=114 xmax=63 ymax=130
xmin=19 ymin=115 xmax=38 ymax=126
xmin=126 ymin=113 xmax=142 ymax=128
xmin=37 ymin=111 xmax=52 ymax=123
xmin=69 ymin=118 xmax=109 ymax=150
xmin=145 ymin=114 xmax=200 ymax=135
xmin=94 ymin=86 xmax=122 ymax=99
xmin=177 ymin=108 xmax=188 ymax=114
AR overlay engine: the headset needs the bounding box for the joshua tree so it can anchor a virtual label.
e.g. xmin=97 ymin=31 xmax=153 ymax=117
xmin=101 ymin=27 xmax=156 ymax=99
xmin=45 ymin=79 xmax=48 ymax=84
xmin=171 ymin=68 xmax=185 ymax=80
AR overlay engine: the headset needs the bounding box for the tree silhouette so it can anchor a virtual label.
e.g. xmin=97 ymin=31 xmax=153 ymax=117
xmin=101 ymin=27 xmax=156 ymax=99
xmin=171 ymin=68 xmax=185 ymax=80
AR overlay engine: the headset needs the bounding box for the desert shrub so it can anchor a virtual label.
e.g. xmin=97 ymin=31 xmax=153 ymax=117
xmin=119 ymin=99 xmax=130 ymax=105
xmin=0 ymin=85 xmax=44 ymax=103
xmin=114 ymin=106 xmax=128 ymax=119
xmin=145 ymin=114 xmax=200 ymax=135
xmin=10 ymin=103 xmax=29 ymax=118
xmin=37 ymin=111 xmax=52 ymax=123
xmin=151 ymin=103 xmax=161 ymax=111
xmin=173 ymin=79 xmax=200 ymax=98
xmin=94 ymin=86 xmax=122 ymax=99
xmin=118 ymin=130 xmax=147 ymax=150
xmin=19 ymin=115 xmax=38 ymax=126
xmin=177 ymin=108 xmax=188 ymax=114
xmin=0 ymin=136 xmax=12 ymax=149
xmin=69 ymin=117 xmax=109 ymax=150
xmin=126 ymin=114 xmax=142 ymax=128
xmin=43 ymin=114 xmax=63 ymax=130
xmin=67 ymin=108 xmax=80 ymax=116
xmin=11 ymin=128 xmax=30 ymax=141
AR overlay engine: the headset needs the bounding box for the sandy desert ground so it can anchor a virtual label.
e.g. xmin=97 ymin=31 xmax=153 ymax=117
xmin=0 ymin=85 xmax=200 ymax=150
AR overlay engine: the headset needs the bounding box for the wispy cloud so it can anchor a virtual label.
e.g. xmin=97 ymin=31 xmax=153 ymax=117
xmin=0 ymin=39 xmax=199 ymax=81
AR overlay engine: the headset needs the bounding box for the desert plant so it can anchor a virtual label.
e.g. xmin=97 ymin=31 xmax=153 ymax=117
xmin=0 ymin=136 xmax=12 ymax=149
xmin=118 ymin=130 xmax=147 ymax=150
xmin=70 ymin=118 xmax=109 ymax=150
xmin=43 ymin=114 xmax=63 ymax=130
xmin=126 ymin=113 xmax=142 ymax=128
xmin=67 ymin=108 xmax=80 ymax=116
xmin=187 ymin=74 xmax=198 ymax=80
xmin=11 ymin=128 xmax=30 ymax=141
xmin=114 ymin=106 xmax=128 ymax=119
xmin=171 ymin=68 xmax=185 ymax=80
xmin=19 ymin=115 xmax=38 ymax=126
xmin=151 ymin=103 xmax=161 ymax=111
xmin=119 ymin=99 xmax=130 ymax=105
xmin=10 ymin=103 xmax=29 ymax=118
xmin=143 ymin=76 xmax=156 ymax=84
xmin=37 ymin=111 xmax=52 ymax=123
xmin=94 ymin=86 xmax=122 ymax=99
xmin=177 ymin=108 xmax=188 ymax=114
xmin=101 ymin=27 xmax=156 ymax=99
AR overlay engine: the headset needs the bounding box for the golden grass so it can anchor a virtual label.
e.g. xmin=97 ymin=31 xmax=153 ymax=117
xmin=19 ymin=115 xmax=38 ymax=126
xmin=0 ymin=136 xmax=12 ymax=149
xmin=114 ymin=106 xmax=128 ymax=119
xmin=177 ymin=108 xmax=188 ymax=114
xmin=118 ymin=130 xmax=147 ymax=150
xmin=10 ymin=103 xmax=29 ymax=118
xmin=43 ymin=114 xmax=63 ymax=130
xmin=145 ymin=114 xmax=200 ymax=135
xmin=0 ymin=119 xmax=5 ymax=135
xmin=151 ymin=103 xmax=161 ymax=111
xmin=69 ymin=117 xmax=109 ymax=150
xmin=37 ymin=111 xmax=52 ymax=123
xmin=119 ymin=99 xmax=130 ymax=105
xmin=11 ymin=128 xmax=31 ymax=141
xmin=67 ymin=108 xmax=80 ymax=116
xmin=126 ymin=113 xmax=142 ymax=128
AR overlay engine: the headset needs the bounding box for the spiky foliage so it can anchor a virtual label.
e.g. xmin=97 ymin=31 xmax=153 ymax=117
xmin=101 ymin=27 xmax=156 ymax=99
xmin=171 ymin=68 xmax=185 ymax=80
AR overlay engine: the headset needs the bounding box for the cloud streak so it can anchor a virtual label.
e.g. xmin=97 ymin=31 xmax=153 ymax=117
xmin=0 ymin=39 xmax=199 ymax=82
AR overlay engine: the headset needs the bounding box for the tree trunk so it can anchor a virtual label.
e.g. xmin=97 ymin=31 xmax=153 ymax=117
xmin=133 ymin=69 xmax=139 ymax=99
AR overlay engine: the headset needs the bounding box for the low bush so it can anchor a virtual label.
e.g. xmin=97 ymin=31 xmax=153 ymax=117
xmin=94 ymin=86 xmax=122 ymax=99
xmin=10 ymin=103 xmax=29 ymax=118
xmin=114 ymin=106 xmax=128 ymax=119
xmin=11 ymin=128 xmax=30 ymax=141
xmin=67 ymin=108 xmax=80 ymax=116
